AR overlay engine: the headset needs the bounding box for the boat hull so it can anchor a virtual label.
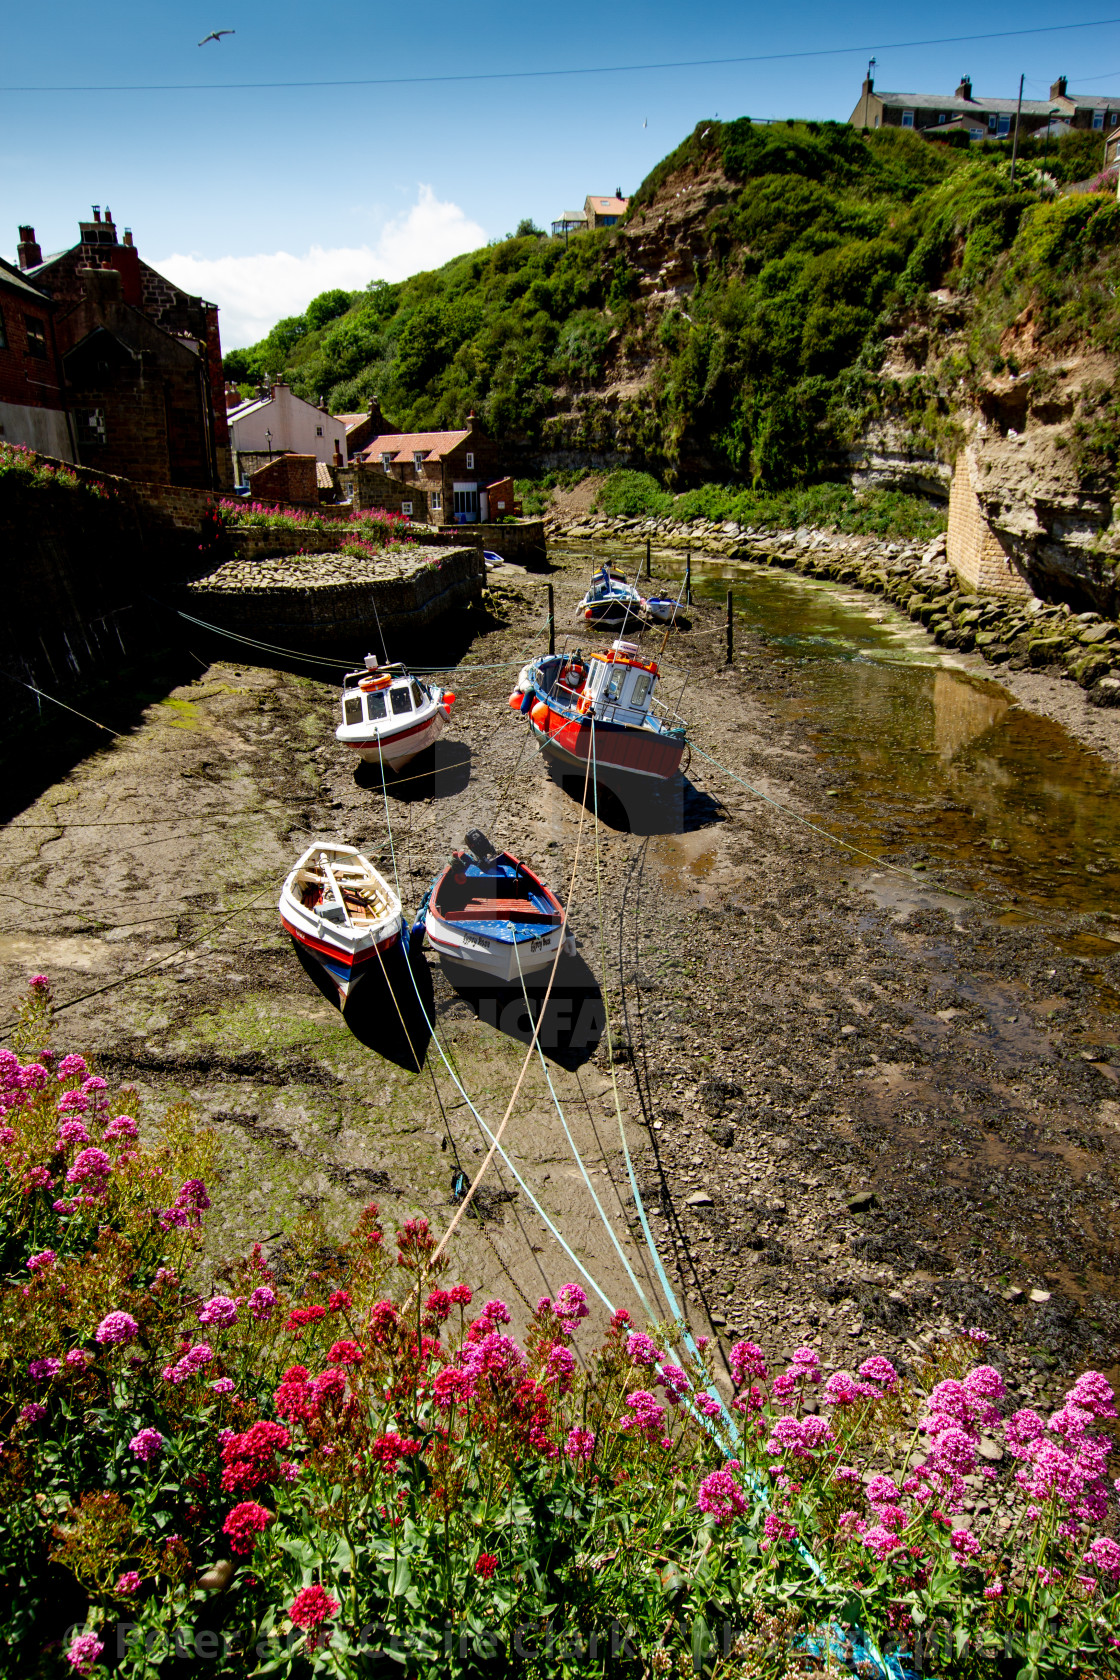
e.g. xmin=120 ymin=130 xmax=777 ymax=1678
xmin=336 ymin=705 xmax=446 ymax=769
xmin=281 ymin=913 xmax=402 ymax=1003
xmin=421 ymin=912 xmax=573 ymax=983
xmin=529 ymin=706 xmax=684 ymax=782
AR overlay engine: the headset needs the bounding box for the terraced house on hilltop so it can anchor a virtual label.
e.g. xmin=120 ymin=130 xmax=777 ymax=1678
xmin=850 ymin=73 xmax=1120 ymax=145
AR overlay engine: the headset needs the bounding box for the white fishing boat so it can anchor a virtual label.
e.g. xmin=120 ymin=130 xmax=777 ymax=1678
xmin=335 ymin=657 xmax=455 ymax=771
xmin=279 ymin=842 xmax=403 ymax=1005
xmin=412 ymin=830 xmax=576 ymax=983
xmin=579 ymin=566 xmax=645 ymax=628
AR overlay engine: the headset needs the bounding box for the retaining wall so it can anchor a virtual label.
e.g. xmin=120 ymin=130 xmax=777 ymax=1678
xmin=428 ymin=519 xmax=547 ymax=567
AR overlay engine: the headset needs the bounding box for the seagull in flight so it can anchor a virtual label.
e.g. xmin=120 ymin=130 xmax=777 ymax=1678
xmin=198 ymin=28 xmax=235 ymax=45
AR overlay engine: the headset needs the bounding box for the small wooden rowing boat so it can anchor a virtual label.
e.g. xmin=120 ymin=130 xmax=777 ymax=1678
xmin=335 ymin=657 xmax=455 ymax=771
xmin=412 ymin=830 xmax=575 ymax=982
xmin=279 ymin=842 xmax=403 ymax=1004
xmin=509 ymin=639 xmax=686 ymax=783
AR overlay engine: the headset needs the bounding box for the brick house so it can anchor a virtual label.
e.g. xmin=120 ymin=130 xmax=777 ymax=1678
xmin=333 ymin=397 xmax=393 ymax=461
xmin=0 ymin=256 xmax=73 ymax=459
xmin=226 ymin=382 xmax=347 ymax=483
xmin=355 ymin=414 xmax=502 ymax=524
xmin=584 ymin=192 xmax=629 ymax=228
xmin=16 ymin=206 xmax=233 ymax=486
xmin=850 ymin=73 xmax=1119 ymax=143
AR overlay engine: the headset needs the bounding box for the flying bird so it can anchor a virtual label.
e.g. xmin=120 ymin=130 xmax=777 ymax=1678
xmin=198 ymin=29 xmax=235 ymax=45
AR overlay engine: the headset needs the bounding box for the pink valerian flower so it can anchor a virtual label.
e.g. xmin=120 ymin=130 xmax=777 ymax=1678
xmin=248 ymin=1286 xmax=277 ymax=1321
xmin=926 ymin=1378 xmax=999 ymax=1433
xmin=553 ymin=1283 xmax=589 ymax=1334
xmin=1084 ymin=1537 xmax=1120 ymax=1580
xmin=57 ymin=1053 xmax=89 ymax=1082
xmin=66 ymin=1349 xmax=91 ymax=1369
xmin=862 ymin=1525 xmax=904 ymax=1562
xmin=622 ymin=1389 xmax=667 ymax=1436
xmin=198 ymin=1295 xmax=239 ymax=1328
xmin=964 ymin=1365 xmax=1006 ymax=1401
xmin=326 ymin=1340 xmax=362 ymax=1366
xmin=129 ymin=1428 xmax=164 ymax=1462
xmin=1037 ymin=1566 xmax=1062 ymax=1587
xmin=965 ymin=1327 xmax=991 ymax=1345
xmin=565 ymin=1427 xmax=595 ymax=1461
xmin=23 ymin=1166 xmax=51 ymax=1192
xmin=328 ymin=1289 xmax=351 ymax=1314
xmin=449 ymin=1283 xmax=472 ymax=1307
xmin=729 ymin=1340 xmax=767 ymax=1384
xmin=694 ymin=1392 xmax=723 ymax=1420
xmin=984 ymin=1581 xmax=1004 ymax=1599
xmin=0 ymin=1125 xmax=14 ymax=1147
xmin=1005 ymin=1409 xmax=1046 ymax=1454
xmin=20 ymin=1402 xmax=46 ymax=1423
xmin=115 ymin=1571 xmax=141 ymax=1595
xmin=210 ymin=1377 xmax=235 ymax=1395
xmin=626 ymin=1331 xmax=660 ymax=1367
xmin=460 ymin=1331 xmax=527 ymax=1380
xmin=432 ymin=1366 xmax=476 ymax=1408
xmin=158 ymin=1177 xmax=210 ymax=1232
xmin=65 ymin=1632 xmax=104 ymax=1674
xmin=770 ymin=1372 xmax=798 ymax=1404
xmin=56 ymin=1117 xmax=91 ymax=1146
xmin=29 ymin=1358 xmax=62 ymax=1382
xmin=424 ymin=1289 xmax=452 ymax=1323
xmin=1069 ymin=1371 xmax=1117 ymax=1420
xmin=95 ymin=1311 xmax=139 ymax=1346
xmin=545 ymin=1343 xmax=576 ymax=1392
xmin=27 ymin=1249 xmax=57 ymax=1271
xmin=822 ymin=1371 xmax=861 ymax=1407
xmin=162 ymin=1342 xmax=213 ymax=1384
xmin=950 ymin=1528 xmax=981 ymax=1559
xmin=760 ymin=1511 xmax=798 ymax=1551
xmin=223 ymin=1501 xmax=273 ymax=1555
xmin=858 ymin=1356 xmax=898 ymax=1389
xmin=696 ymin=1470 xmax=747 ymax=1527
xmin=103 ymin=1115 xmax=139 ymax=1142
xmin=864 ymin=1475 xmax=901 ymax=1509
xmin=475 ymin=1551 xmax=498 ymax=1579
xmin=66 ymin=1147 xmax=111 ymax=1188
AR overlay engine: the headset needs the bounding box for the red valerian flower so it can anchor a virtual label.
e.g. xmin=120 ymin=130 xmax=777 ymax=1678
xmin=326 ymin=1340 xmax=362 ymax=1366
xmin=289 ymin=1583 xmax=340 ymax=1649
xmin=223 ymin=1501 xmax=273 ymax=1555
xmin=369 ymin=1432 xmax=423 ymax=1473
xmin=220 ymin=1421 xmax=292 ymax=1493
xmin=475 ymin=1552 xmax=498 ymax=1579
xmin=367 ymin=1300 xmax=399 ymax=1344
xmin=286 ymin=1305 xmax=326 ymax=1333
xmin=328 ymin=1289 xmax=351 ymax=1313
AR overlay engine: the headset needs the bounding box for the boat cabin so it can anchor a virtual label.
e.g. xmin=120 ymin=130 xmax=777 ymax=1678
xmin=341 ymin=661 xmax=426 ymax=729
xmin=584 ymin=640 xmax=659 ymax=720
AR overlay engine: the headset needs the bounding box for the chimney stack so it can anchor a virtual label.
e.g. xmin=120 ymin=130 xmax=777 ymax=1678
xmin=92 ymin=205 xmax=101 ymax=223
xmin=1050 ymin=76 xmax=1068 ymax=101
xmin=123 ymin=228 xmax=134 ymax=247
xmin=332 ymin=440 xmax=343 ymax=469
xmin=17 ymin=225 xmax=42 ymax=270
xmin=955 ymin=76 xmax=973 ymax=101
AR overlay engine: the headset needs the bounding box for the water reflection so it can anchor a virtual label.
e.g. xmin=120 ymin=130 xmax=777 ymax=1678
xmin=556 ymin=544 xmax=1120 ymax=919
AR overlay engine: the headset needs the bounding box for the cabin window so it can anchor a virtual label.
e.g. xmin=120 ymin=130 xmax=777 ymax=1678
xmin=364 ymin=692 xmax=387 ymax=721
xmin=628 ymin=672 xmax=652 ymax=708
xmin=988 ymin=114 xmax=997 ymax=131
xmin=391 ymin=687 xmax=412 ymax=715
xmin=344 ymin=696 xmax=363 ymax=726
xmin=605 ymin=668 xmax=626 ymax=702
xmin=410 ymin=681 xmax=423 ymax=706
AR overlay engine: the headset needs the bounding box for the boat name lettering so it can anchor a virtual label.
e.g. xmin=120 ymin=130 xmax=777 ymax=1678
xmin=462 ymin=931 xmax=492 ymax=950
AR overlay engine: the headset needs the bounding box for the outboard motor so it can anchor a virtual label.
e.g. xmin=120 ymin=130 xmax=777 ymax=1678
xmin=463 ymin=829 xmax=498 ymax=865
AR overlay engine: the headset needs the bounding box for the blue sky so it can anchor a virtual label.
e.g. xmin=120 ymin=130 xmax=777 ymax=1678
xmin=3 ymin=2 xmax=1120 ymax=346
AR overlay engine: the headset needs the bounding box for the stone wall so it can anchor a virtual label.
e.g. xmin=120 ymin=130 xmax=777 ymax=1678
xmin=180 ymin=545 xmax=484 ymax=650
xmin=248 ymin=454 xmax=318 ymax=506
xmin=947 ymin=452 xmax=1033 ymax=599
xmin=429 ymin=519 xmax=547 ymax=567
xmin=338 ymin=463 xmax=430 ymax=521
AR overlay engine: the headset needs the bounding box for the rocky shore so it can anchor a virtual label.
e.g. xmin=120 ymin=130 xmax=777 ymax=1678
xmin=547 ymin=511 xmax=1120 ymax=711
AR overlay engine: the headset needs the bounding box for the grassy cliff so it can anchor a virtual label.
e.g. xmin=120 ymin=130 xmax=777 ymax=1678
xmin=225 ymin=122 xmax=1120 ymax=496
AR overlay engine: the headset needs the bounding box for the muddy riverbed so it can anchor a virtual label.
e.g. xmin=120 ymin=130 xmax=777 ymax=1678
xmin=2 ymin=544 xmax=1119 ymax=1452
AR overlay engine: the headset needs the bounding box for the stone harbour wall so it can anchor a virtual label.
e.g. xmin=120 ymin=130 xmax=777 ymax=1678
xmin=179 ymin=545 xmax=484 ymax=650
xmin=548 ymin=511 xmax=1120 ymax=708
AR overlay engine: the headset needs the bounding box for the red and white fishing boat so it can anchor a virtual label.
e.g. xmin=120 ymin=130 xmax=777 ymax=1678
xmin=509 ymin=640 xmax=686 ymax=782
xmin=413 ymin=830 xmax=575 ymax=982
xmin=279 ymin=842 xmax=403 ymax=1004
xmin=336 ymin=657 xmax=455 ymax=771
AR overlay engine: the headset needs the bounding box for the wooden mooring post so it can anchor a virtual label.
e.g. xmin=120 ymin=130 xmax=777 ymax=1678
xmin=547 ymin=582 xmax=555 ymax=655
xmin=645 ymin=537 xmax=651 ymax=579
xmin=726 ymin=589 xmax=733 ymax=664
xmin=685 ymin=548 xmax=692 ymax=606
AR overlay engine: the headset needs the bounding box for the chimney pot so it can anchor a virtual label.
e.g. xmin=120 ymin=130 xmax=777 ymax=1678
xmin=92 ymin=205 xmax=101 ymax=223
xmin=1050 ymin=75 xmax=1068 ymax=101
xmin=123 ymin=228 xmax=133 ymax=247
xmin=16 ymin=225 xmax=42 ymax=269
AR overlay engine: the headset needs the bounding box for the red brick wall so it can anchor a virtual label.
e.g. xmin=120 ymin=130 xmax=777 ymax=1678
xmin=0 ymin=276 xmax=64 ymax=411
xmin=248 ymin=454 xmax=319 ymax=506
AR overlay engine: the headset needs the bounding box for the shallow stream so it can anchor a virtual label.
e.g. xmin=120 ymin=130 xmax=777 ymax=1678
xmin=561 ymin=543 xmax=1120 ymax=933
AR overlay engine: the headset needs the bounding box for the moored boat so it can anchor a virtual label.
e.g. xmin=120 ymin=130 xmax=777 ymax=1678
xmin=279 ymin=842 xmax=403 ymax=1004
xmin=412 ymin=830 xmax=575 ymax=982
xmin=578 ymin=567 xmax=644 ymax=627
xmin=509 ymin=639 xmax=686 ymax=782
xmin=335 ymin=656 xmax=454 ymax=770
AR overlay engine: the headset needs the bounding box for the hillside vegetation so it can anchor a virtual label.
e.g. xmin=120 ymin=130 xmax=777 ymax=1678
xmin=225 ymin=122 xmax=1120 ymax=494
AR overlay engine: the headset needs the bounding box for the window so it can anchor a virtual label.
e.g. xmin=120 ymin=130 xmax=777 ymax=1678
xmin=998 ymin=114 xmax=1011 ymax=135
xmin=465 ymin=451 xmax=474 ymax=469
xmin=24 ymin=316 xmax=47 ymax=358
xmin=410 ymin=681 xmax=423 ymax=707
xmin=605 ymin=668 xmax=625 ymax=703
xmin=400 ymin=501 xmax=412 ymax=516
xmin=365 ymin=692 xmax=387 ymax=721
xmin=988 ymin=114 xmax=997 ymax=131
xmin=901 ymin=110 xmax=914 ymax=128
xmin=453 ymin=487 xmax=479 ymax=517
xmin=874 ymin=115 xmax=880 ymax=127
xmin=381 ymin=452 xmax=393 ymax=471
xmin=430 ymin=491 xmax=442 ymax=512
xmin=316 ymin=425 xmax=323 ymax=437
xmin=344 ymin=696 xmax=363 ymax=726
xmin=0 ymin=309 xmax=8 ymax=351
xmin=628 ymin=672 xmax=652 ymax=709
xmin=391 ymin=686 xmax=412 ymax=716
xmin=413 ymin=450 xmax=424 ymax=469
xmin=1093 ymin=109 xmax=1104 ymax=130
xmin=76 ymin=408 xmax=106 ymax=444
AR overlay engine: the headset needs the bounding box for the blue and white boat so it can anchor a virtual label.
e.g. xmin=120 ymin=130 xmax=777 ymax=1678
xmin=579 ymin=566 xmax=644 ymax=627
xmin=412 ymin=830 xmax=575 ymax=981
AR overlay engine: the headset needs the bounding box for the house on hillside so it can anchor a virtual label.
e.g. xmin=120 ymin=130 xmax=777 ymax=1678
xmin=850 ymin=73 xmax=1119 ymax=142
xmin=332 ymin=398 xmax=394 ymax=462
xmin=355 ymin=415 xmax=502 ymax=524
xmin=0 ymin=255 xmax=73 ymax=460
xmin=226 ymin=383 xmax=347 ymax=484
xmin=550 ymin=192 xmax=630 ymax=238
xmin=16 ymin=206 xmax=232 ymax=486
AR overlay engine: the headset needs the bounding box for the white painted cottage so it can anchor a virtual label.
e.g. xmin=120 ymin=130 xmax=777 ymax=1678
xmin=226 ymin=383 xmax=347 ymax=484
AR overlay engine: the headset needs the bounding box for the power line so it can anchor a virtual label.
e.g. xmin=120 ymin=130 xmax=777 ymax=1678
xmin=3 ymin=18 xmax=1120 ymax=94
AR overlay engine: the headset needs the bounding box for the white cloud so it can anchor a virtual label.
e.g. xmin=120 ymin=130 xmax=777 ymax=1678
xmin=154 ymin=186 xmax=487 ymax=349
